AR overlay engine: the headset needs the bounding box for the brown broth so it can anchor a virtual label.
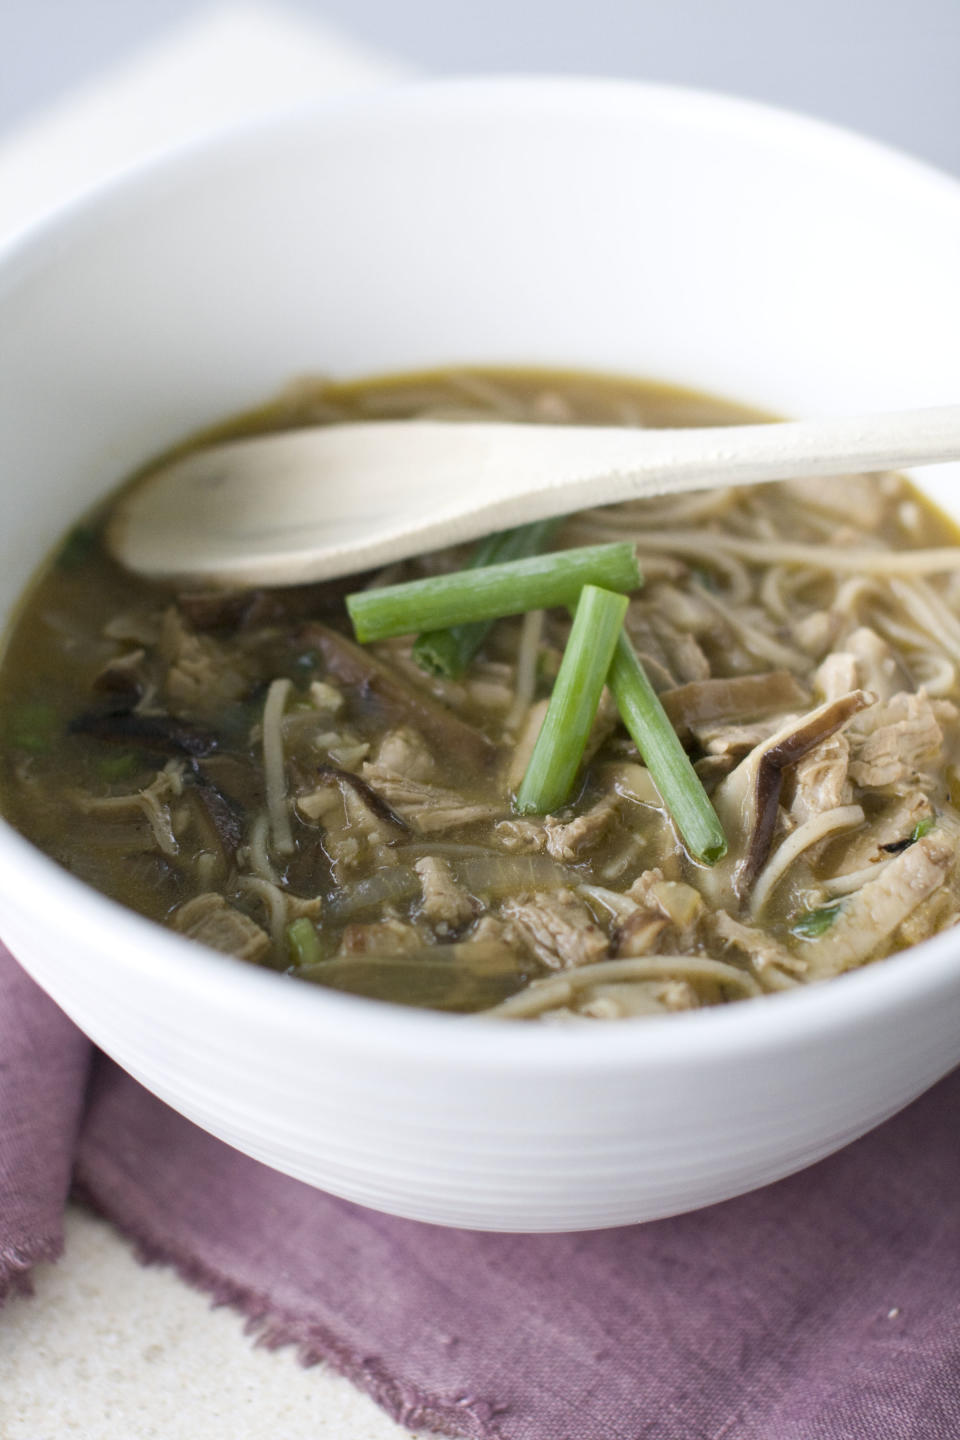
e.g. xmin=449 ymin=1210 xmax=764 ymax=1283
xmin=2 ymin=368 xmax=959 ymax=1018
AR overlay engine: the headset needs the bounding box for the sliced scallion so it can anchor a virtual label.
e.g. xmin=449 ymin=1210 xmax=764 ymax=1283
xmin=347 ymin=542 xmax=642 ymax=644
xmin=608 ymin=631 xmax=727 ymax=865
xmin=97 ymin=752 xmax=140 ymax=782
xmin=514 ymin=585 xmax=628 ymax=815
xmin=790 ymin=901 xmax=842 ymax=940
xmin=412 ymin=518 xmax=561 ymax=679
xmin=287 ymin=916 xmax=324 ymax=968
xmin=57 ymin=524 xmax=98 ymax=571
xmin=9 ymin=700 xmax=59 ymax=755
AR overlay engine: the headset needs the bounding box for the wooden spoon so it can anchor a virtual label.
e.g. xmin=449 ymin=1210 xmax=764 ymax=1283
xmin=106 ymin=404 xmax=960 ymax=586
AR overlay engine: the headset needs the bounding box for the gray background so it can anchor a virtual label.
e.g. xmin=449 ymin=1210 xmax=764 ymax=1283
xmin=2 ymin=0 xmax=959 ymax=174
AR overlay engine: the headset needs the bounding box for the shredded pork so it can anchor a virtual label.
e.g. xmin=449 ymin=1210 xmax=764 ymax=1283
xmin=801 ymin=833 xmax=956 ymax=977
xmin=500 ymin=889 xmax=609 ymax=970
xmin=174 ymin=893 xmax=271 ymax=963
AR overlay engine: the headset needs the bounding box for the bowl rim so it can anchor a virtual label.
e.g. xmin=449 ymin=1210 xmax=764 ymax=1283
xmin=4 ymin=73 xmax=960 ymax=1073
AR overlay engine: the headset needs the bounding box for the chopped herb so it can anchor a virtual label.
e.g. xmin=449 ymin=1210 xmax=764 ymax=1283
xmin=514 ymin=585 xmax=628 ymax=815
xmin=97 ymin=752 xmax=140 ymax=782
xmin=790 ymin=901 xmax=843 ymax=940
xmin=9 ymin=700 xmax=59 ymax=754
xmin=346 ymin=542 xmax=642 ymax=643
xmin=57 ymin=525 xmax=98 ymax=570
xmin=412 ymin=519 xmax=561 ymax=679
xmin=287 ymin=916 xmax=324 ymax=968
xmin=880 ymin=816 xmax=936 ymax=854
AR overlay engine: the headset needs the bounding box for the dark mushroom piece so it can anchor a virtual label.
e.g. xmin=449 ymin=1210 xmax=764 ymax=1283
xmin=187 ymin=762 xmax=246 ymax=856
xmin=313 ymin=763 xmax=410 ymax=836
xmin=176 ymin=589 xmax=280 ymax=634
xmin=303 ymin=623 xmax=497 ymax=771
xmin=178 ymin=574 xmax=376 ymax=634
xmin=659 ymin=671 xmax=810 ymax=743
xmin=92 ymin=648 xmax=148 ymax=705
xmin=69 ymin=704 xmax=219 ymax=758
xmin=712 ymin=690 xmax=874 ymax=898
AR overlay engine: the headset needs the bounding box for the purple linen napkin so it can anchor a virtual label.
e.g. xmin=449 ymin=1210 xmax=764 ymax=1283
xmin=2 ymin=942 xmax=959 ymax=1440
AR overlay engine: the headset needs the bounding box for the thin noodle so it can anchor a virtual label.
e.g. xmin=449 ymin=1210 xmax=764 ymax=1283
xmin=247 ymin=812 xmax=280 ymax=884
xmin=605 ymin=488 xmax=740 ymax=527
xmin=692 ymin=582 xmax=808 ymax=672
xmin=822 ymin=857 xmax=896 ymax=897
xmin=759 ymin=564 xmax=792 ymax=622
xmin=564 ymin=519 xmax=755 ymax=602
xmin=888 ymin=578 xmax=960 ymax=668
xmin=622 ymin=531 xmax=960 ymax=576
xmin=749 ymin=804 xmax=865 ymax=917
xmin=833 ymin=576 xmax=887 ymax=615
xmin=195 ymin=851 xmax=219 ymax=889
xmin=485 ymin=955 xmax=762 ymax=1018
xmin=503 ymin=608 xmax=544 ymax=733
xmin=870 ymin=614 xmax=958 ymax=695
xmin=755 ymin=965 xmax=800 ymax=994
xmin=237 ymin=875 xmax=288 ymax=949
xmin=262 ymin=678 xmax=294 ymax=856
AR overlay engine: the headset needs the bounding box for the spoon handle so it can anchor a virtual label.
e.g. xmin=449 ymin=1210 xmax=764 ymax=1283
xmin=469 ymin=402 xmax=960 ymax=514
xmin=373 ymin=403 xmax=960 ymax=557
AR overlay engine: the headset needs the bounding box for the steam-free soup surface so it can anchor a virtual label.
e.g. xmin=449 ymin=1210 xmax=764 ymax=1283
xmin=3 ymin=368 xmax=960 ymax=1019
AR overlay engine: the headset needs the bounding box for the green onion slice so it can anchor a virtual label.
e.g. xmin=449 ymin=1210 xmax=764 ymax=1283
xmin=347 ymin=542 xmax=642 ymax=643
xmin=287 ymin=916 xmax=324 ymax=968
xmin=790 ymin=901 xmax=842 ymax=940
xmin=514 ymin=585 xmax=629 ymax=815
xmin=608 ymin=631 xmax=727 ymax=865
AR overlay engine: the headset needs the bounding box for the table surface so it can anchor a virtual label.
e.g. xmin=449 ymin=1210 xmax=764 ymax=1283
xmin=1 ymin=3 xmax=959 ymax=1435
xmin=2 ymin=1206 xmax=442 ymax=1440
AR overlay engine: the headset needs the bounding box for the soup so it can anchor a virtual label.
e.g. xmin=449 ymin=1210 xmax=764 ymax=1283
xmin=2 ymin=368 xmax=959 ymax=1019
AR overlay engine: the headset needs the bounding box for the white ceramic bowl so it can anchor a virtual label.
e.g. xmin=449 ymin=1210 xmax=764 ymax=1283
xmin=2 ymin=79 xmax=960 ymax=1232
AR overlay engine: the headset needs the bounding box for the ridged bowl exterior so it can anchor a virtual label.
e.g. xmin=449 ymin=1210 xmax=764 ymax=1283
xmin=1 ymin=80 xmax=960 ymax=1230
